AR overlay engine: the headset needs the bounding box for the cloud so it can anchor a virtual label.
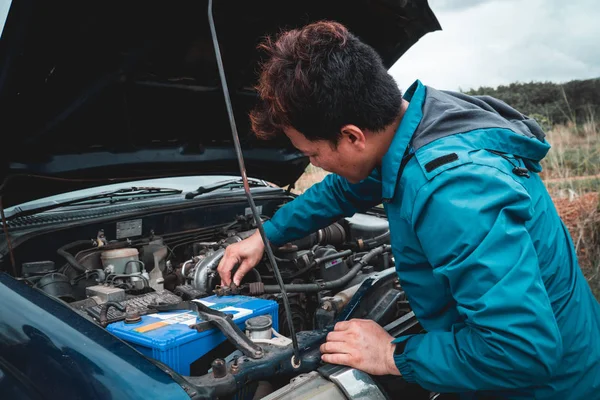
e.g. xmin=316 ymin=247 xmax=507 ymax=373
xmin=390 ymin=0 xmax=600 ymax=91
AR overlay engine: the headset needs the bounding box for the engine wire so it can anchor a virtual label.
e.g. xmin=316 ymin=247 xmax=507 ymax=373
xmin=207 ymin=0 xmax=301 ymax=365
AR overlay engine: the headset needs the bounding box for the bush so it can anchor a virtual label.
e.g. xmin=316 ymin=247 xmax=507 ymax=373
xmin=464 ymin=78 xmax=600 ymax=127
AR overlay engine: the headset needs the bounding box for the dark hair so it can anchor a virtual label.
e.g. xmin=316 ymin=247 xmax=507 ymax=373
xmin=250 ymin=21 xmax=403 ymax=144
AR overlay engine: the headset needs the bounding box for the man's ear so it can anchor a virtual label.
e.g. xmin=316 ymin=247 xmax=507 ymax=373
xmin=340 ymin=124 xmax=366 ymax=150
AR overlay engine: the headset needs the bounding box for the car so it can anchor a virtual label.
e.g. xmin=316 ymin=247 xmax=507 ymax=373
xmin=0 ymin=1 xmax=442 ymax=399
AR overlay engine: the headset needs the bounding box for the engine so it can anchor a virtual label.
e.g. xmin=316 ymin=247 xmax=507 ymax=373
xmin=22 ymin=212 xmax=393 ymax=335
xmin=13 ymin=212 xmax=425 ymax=398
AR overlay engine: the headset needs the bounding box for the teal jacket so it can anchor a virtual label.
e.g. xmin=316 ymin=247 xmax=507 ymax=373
xmin=263 ymin=80 xmax=600 ymax=399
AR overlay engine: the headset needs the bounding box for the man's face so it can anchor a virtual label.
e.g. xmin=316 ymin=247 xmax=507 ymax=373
xmin=284 ymin=126 xmax=375 ymax=184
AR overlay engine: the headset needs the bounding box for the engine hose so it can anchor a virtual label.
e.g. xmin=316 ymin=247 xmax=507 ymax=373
xmin=249 ymin=267 xmax=262 ymax=283
xmin=314 ymin=249 xmax=353 ymax=265
xmin=260 ymin=245 xmax=392 ymax=294
xmin=57 ymin=240 xmax=92 ymax=273
xmin=360 ymin=230 xmax=390 ymax=250
xmin=263 ymin=249 xmax=353 ymax=281
xmin=277 ymin=222 xmax=346 ymax=252
xmin=99 ymin=301 xmax=126 ymax=327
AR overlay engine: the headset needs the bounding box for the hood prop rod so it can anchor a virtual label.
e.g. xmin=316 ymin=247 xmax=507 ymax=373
xmin=207 ymin=0 xmax=301 ymax=366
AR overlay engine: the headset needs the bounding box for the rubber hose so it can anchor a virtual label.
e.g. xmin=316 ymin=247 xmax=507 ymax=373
xmin=249 ymin=267 xmax=262 ymax=283
xmin=99 ymin=301 xmax=126 ymax=327
xmin=314 ymin=249 xmax=353 ymax=265
xmin=362 ymin=230 xmax=390 ymax=250
xmin=261 ymin=245 xmax=391 ymax=293
xmin=57 ymin=240 xmax=92 ymax=273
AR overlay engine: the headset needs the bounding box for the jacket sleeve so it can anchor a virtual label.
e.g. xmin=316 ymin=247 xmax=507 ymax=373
xmin=263 ymin=169 xmax=383 ymax=246
xmin=393 ymin=164 xmax=563 ymax=392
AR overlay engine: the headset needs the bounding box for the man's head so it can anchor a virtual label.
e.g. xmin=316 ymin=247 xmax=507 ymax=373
xmin=250 ymin=21 xmax=403 ymax=183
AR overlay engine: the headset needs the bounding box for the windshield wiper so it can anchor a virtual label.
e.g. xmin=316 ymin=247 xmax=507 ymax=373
xmin=184 ymin=179 xmax=263 ymax=199
xmin=7 ymin=187 xmax=182 ymax=220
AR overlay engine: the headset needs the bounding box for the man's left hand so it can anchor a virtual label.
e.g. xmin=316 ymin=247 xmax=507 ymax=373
xmin=320 ymin=319 xmax=401 ymax=376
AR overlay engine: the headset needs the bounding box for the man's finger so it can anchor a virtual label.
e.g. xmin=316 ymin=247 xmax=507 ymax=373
xmin=217 ymin=254 xmax=239 ymax=287
xmin=333 ymin=321 xmax=351 ymax=331
xmin=320 ymin=341 xmax=352 ymax=355
xmin=232 ymin=259 xmax=253 ymax=287
xmin=326 ymin=331 xmax=350 ymax=343
xmin=321 ymin=353 xmax=353 ymax=367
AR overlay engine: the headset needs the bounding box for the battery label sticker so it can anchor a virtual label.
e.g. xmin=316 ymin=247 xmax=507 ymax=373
xmin=134 ymin=321 xmax=169 ymax=333
xmin=144 ymin=311 xmax=198 ymax=328
xmin=193 ymin=297 xmax=253 ymax=310
xmin=142 ymin=305 xmax=253 ymax=333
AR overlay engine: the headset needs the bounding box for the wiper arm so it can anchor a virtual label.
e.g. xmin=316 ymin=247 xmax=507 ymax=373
xmin=185 ymin=179 xmax=262 ymax=199
xmin=7 ymin=187 xmax=182 ymax=220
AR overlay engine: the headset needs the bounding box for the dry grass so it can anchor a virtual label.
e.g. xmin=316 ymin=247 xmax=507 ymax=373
xmin=554 ymin=193 xmax=600 ymax=298
xmin=541 ymin=122 xmax=600 ymax=182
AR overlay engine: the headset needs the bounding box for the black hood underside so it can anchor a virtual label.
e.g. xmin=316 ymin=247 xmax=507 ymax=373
xmin=0 ymin=0 xmax=440 ymax=207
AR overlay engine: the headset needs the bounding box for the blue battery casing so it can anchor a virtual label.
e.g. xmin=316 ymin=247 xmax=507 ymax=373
xmin=107 ymin=295 xmax=279 ymax=375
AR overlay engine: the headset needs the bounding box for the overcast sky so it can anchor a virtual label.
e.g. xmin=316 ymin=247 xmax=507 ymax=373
xmin=390 ymin=0 xmax=600 ymax=92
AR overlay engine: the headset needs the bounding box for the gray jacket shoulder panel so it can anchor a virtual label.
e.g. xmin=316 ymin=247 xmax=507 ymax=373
xmin=411 ymin=86 xmax=546 ymax=151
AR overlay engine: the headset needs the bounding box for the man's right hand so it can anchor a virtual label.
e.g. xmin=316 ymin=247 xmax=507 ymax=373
xmin=217 ymin=230 xmax=265 ymax=287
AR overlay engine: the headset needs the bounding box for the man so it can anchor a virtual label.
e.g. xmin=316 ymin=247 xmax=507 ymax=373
xmin=217 ymin=21 xmax=600 ymax=398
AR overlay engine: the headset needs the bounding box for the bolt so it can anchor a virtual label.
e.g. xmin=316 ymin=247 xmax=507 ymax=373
xmin=124 ymin=308 xmax=141 ymax=324
xmin=212 ymin=359 xmax=227 ymax=378
xmin=230 ymin=363 xmax=239 ymax=374
xmin=321 ymin=302 xmax=332 ymax=311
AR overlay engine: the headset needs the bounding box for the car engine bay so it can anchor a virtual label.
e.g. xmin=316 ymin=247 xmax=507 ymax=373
xmin=6 ymin=200 xmax=427 ymax=398
xmin=20 ymin=210 xmax=392 ymax=331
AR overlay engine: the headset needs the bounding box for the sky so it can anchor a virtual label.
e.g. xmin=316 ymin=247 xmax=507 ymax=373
xmin=390 ymin=0 xmax=600 ymax=92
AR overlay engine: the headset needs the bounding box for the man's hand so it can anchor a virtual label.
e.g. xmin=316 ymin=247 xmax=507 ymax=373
xmin=320 ymin=319 xmax=401 ymax=376
xmin=217 ymin=230 xmax=265 ymax=287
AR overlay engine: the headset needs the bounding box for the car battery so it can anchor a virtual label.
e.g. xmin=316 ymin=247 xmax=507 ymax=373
xmin=107 ymin=295 xmax=279 ymax=376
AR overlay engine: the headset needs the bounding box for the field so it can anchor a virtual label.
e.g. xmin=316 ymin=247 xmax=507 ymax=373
xmin=287 ymin=122 xmax=600 ymax=299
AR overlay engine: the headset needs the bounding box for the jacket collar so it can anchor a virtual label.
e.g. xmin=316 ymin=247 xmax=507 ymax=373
xmin=381 ymin=79 xmax=426 ymax=200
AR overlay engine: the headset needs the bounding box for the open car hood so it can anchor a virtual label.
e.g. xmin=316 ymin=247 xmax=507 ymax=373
xmin=0 ymin=0 xmax=440 ymax=207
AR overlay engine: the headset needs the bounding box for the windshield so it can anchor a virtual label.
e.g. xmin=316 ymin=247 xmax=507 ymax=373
xmin=4 ymin=175 xmax=270 ymax=215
